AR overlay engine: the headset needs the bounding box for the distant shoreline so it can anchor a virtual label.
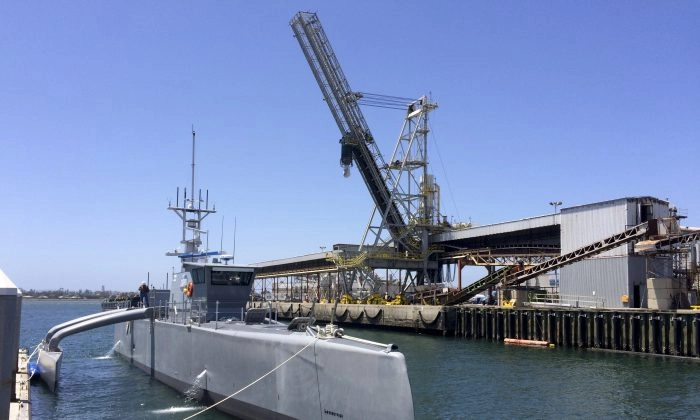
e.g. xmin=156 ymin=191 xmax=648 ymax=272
xmin=22 ymin=296 xmax=105 ymax=300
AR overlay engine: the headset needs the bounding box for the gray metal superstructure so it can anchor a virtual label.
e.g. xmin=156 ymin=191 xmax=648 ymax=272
xmin=110 ymin=130 xmax=414 ymax=418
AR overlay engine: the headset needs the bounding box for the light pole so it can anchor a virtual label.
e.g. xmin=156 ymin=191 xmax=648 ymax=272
xmin=549 ymin=201 xmax=562 ymax=214
xmin=549 ymin=201 xmax=562 ymax=293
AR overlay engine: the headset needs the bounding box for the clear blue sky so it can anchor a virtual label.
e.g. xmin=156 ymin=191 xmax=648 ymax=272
xmin=2 ymin=1 xmax=698 ymax=292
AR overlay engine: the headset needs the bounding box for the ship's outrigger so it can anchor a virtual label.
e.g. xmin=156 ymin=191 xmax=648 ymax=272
xmin=36 ymin=307 xmax=153 ymax=392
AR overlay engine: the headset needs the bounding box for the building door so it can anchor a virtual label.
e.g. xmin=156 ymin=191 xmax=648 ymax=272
xmin=633 ymin=284 xmax=641 ymax=308
xmin=640 ymin=204 xmax=653 ymax=223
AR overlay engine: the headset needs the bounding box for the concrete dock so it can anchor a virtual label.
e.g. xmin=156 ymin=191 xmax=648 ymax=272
xmin=254 ymin=301 xmax=700 ymax=358
xmin=1 ymin=268 xmax=30 ymax=419
xmin=9 ymin=349 xmax=30 ymax=420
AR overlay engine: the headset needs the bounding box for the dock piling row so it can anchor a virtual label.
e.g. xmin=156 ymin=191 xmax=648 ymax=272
xmin=455 ymin=306 xmax=700 ymax=357
xmin=259 ymin=302 xmax=700 ymax=359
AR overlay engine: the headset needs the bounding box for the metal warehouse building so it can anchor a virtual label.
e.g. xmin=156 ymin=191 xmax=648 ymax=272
xmin=559 ymin=196 xmax=673 ymax=309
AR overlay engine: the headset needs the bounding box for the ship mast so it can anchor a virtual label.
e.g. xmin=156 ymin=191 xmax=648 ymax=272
xmin=167 ymin=129 xmax=216 ymax=260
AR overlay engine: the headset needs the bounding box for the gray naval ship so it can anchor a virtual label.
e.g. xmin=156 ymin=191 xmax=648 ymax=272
xmin=37 ymin=132 xmax=414 ymax=420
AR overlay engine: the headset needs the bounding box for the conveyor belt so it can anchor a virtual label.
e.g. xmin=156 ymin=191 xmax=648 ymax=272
xmin=446 ymin=222 xmax=649 ymax=305
xmin=291 ymin=12 xmax=410 ymax=251
xmin=445 ymin=266 xmax=511 ymax=305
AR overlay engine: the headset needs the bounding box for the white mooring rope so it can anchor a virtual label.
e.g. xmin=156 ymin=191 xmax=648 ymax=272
xmin=183 ymin=337 xmax=319 ymax=419
xmin=26 ymin=342 xmax=42 ymax=381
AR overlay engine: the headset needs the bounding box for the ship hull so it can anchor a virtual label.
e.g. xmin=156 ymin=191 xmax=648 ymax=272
xmin=114 ymin=319 xmax=414 ymax=420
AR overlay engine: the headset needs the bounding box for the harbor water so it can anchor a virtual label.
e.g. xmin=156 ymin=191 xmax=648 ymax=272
xmin=20 ymin=300 xmax=700 ymax=419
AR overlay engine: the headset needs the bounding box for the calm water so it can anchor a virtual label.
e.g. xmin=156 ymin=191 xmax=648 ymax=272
xmin=20 ymin=300 xmax=700 ymax=419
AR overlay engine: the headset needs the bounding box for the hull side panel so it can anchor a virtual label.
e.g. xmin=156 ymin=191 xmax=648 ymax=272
xmin=115 ymin=320 xmax=321 ymax=419
xmin=314 ymin=340 xmax=414 ymax=420
xmin=115 ymin=320 xmax=414 ymax=420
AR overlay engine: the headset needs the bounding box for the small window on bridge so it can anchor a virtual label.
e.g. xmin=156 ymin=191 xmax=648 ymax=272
xmin=191 ymin=268 xmax=205 ymax=284
xmin=211 ymin=270 xmax=252 ymax=286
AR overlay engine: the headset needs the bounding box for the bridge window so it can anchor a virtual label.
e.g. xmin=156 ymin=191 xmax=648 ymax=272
xmin=191 ymin=268 xmax=205 ymax=284
xmin=211 ymin=270 xmax=253 ymax=286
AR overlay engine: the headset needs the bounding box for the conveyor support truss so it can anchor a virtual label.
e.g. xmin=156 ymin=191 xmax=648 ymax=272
xmin=446 ymin=222 xmax=650 ymax=305
xmin=290 ymin=12 xmax=411 ymax=251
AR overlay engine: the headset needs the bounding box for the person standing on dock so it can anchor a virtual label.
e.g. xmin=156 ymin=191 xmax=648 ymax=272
xmin=138 ymin=281 xmax=150 ymax=307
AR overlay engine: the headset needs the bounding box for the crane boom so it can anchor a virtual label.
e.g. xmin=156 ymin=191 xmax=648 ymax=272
xmin=290 ymin=11 xmax=412 ymax=251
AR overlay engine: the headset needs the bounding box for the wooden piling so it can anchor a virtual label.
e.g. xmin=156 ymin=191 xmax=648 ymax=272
xmin=255 ymin=302 xmax=700 ymax=358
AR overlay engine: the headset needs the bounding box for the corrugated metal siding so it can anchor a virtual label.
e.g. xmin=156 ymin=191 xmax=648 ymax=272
xmin=561 ymin=197 xmax=669 ymax=258
xmin=626 ymin=198 xmax=670 ymax=226
xmin=560 ymin=257 xmax=629 ymax=308
xmin=551 ymin=197 xmax=671 ymax=309
xmin=561 ymin=199 xmax=630 ymax=257
xmin=627 ymin=255 xmax=672 ymax=308
xmin=652 ymin=200 xmax=671 ymax=221
xmin=560 ymin=254 xmax=673 ymax=309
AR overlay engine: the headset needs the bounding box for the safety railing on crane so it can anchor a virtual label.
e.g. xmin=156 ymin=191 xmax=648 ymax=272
xmin=290 ymin=11 xmax=411 ymax=252
xmin=326 ymin=251 xmax=368 ymax=268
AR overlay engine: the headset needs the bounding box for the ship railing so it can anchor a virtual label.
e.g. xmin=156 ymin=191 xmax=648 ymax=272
xmin=146 ymin=299 xmax=170 ymax=320
xmin=190 ymin=298 xmax=208 ymax=325
xmin=527 ymin=294 xmax=606 ymax=309
xmin=164 ymin=299 xmax=257 ymax=325
xmin=163 ymin=298 xmax=209 ymax=325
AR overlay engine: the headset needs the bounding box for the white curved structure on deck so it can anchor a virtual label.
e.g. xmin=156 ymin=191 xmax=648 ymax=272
xmin=43 ymin=307 xmax=128 ymax=345
xmin=38 ymin=307 xmax=153 ymax=392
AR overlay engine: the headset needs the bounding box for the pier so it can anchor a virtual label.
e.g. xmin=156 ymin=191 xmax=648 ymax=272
xmin=254 ymin=302 xmax=700 ymax=359
xmin=9 ymin=350 xmax=30 ymax=419
xmin=264 ymin=12 xmax=700 ymax=348
xmin=1 ymin=269 xmax=30 ymax=419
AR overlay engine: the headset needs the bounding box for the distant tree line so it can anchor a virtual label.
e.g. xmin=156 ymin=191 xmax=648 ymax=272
xmin=20 ymin=288 xmax=132 ymax=300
